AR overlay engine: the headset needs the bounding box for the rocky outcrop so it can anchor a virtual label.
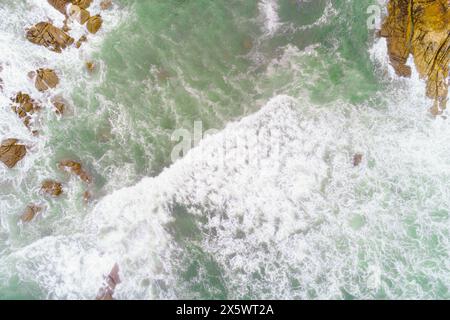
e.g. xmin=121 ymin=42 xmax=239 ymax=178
xmin=380 ymin=0 xmax=450 ymax=114
xmin=86 ymin=15 xmax=103 ymax=34
xmin=58 ymin=159 xmax=92 ymax=183
xmin=34 ymin=68 xmax=59 ymax=92
xmin=48 ymin=0 xmax=70 ymax=15
xmin=41 ymin=180 xmax=63 ymax=196
xmin=26 ymin=22 xmax=74 ymax=53
xmin=21 ymin=205 xmax=42 ymax=223
xmin=96 ymin=264 xmax=120 ymax=300
xmin=11 ymin=92 xmax=40 ymax=130
xmin=0 ymin=139 xmax=26 ymax=168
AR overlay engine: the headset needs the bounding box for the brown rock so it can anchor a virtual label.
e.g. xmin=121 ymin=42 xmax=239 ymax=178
xmin=59 ymin=159 xmax=92 ymax=183
xmin=380 ymin=0 xmax=450 ymax=112
xmin=41 ymin=180 xmax=63 ymax=197
xmin=100 ymin=0 xmax=112 ymax=10
xmin=353 ymin=153 xmax=363 ymax=167
xmin=26 ymin=22 xmax=74 ymax=53
xmin=69 ymin=5 xmax=90 ymax=24
xmin=83 ymin=190 xmax=91 ymax=203
xmin=54 ymin=102 xmax=65 ymax=115
xmin=21 ymin=205 xmax=42 ymax=223
xmin=85 ymin=61 xmax=95 ymax=72
xmin=48 ymin=0 xmax=71 ymax=15
xmin=75 ymin=35 xmax=88 ymax=48
xmin=35 ymin=68 xmax=59 ymax=91
xmin=0 ymin=139 xmax=26 ymax=168
xmin=86 ymin=15 xmax=103 ymax=34
xmin=71 ymin=0 xmax=92 ymax=9
xmin=96 ymin=264 xmax=120 ymax=300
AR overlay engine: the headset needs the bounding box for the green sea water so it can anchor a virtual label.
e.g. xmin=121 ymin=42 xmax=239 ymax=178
xmin=0 ymin=0 xmax=449 ymax=299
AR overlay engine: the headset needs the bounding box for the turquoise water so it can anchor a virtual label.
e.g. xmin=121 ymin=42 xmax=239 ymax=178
xmin=0 ymin=0 xmax=449 ymax=299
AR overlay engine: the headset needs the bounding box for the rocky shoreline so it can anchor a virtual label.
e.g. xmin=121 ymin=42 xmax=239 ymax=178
xmin=0 ymin=0 xmax=117 ymax=299
xmin=380 ymin=0 xmax=449 ymax=115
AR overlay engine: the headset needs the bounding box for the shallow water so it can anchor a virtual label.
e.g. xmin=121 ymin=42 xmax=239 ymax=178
xmin=0 ymin=0 xmax=448 ymax=299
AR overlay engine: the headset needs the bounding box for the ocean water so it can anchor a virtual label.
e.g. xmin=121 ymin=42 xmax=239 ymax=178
xmin=0 ymin=0 xmax=448 ymax=299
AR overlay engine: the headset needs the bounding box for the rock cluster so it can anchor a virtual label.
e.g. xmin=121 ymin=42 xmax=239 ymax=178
xmin=26 ymin=22 xmax=74 ymax=53
xmin=59 ymin=159 xmax=92 ymax=183
xmin=41 ymin=180 xmax=64 ymax=197
xmin=380 ymin=0 xmax=450 ymax=114
xmin=0 ymin=139 xmax=26 ymax=168
xmin=11 ymin=92 xmax=40 ymax=130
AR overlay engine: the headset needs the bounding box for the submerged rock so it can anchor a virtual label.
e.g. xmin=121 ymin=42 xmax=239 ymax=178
xmin=83 ymin=190 xmax=91 ymax=203
xmin=96 ymin=264 xmax=120 ymax=300
xmin=85 ymin=61 xmax=96 ymax=73
xmin=51 ymin=96 xmax=67 ymax=115
xmin=0 ymin=139 xmax=26 ymax=168
xmin=26 ymin=22 xmax=74 ymax=53
xmin=21 ymin=205 xmax=42 ymax=223
xmin=35 ymin=68 xmax=59 ymax=92
xmin=353 ymin=153 xmax=363 ymax=167
xmin=380 ymin=0 xmax=450 ymax=114
xmin=86 ymin=15 xmax=103 ymax=34
xmin=100 ymin=0 xmax=112 ymax=10
xmin=58 ymin=159 xmax=92 ymax=183
xmin=41 ymin=180 xmax=63 ymax=197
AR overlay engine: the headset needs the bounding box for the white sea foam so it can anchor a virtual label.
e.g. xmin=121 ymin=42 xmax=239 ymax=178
xmin=5 ymin=80 xmax=449 ymax=298
xmin=1 ymin=1 xmax=449 ymax=300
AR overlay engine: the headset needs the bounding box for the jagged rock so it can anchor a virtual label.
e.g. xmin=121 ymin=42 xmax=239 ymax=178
xmin=71 ymin=0 xmax=92 ymax=9
xmin=96 ymin=264 xmax=120 ymax=300
xmin=51 ymin=96 xmax=66 ymax=115
xmin=69 ymin=5 xmax=90 ymax=24
xmin=380 ymin=0 xmax=450 ymax=113
xmin=48 ymin=0 xmax=71 ymax=15
xmin=0 ymin=139 xmax=26 ymax=168
xmin=21 ymin=205 xmax=42 ymax=223
xmin=75 ymin=35 xmax=88 ymax=48
xmin=86 ymin=15 xmax=103 ymax=34
xmin=26 ymin=22 xmax=74 ymax=53
xmin=58 ymin=159 xmax=92 ymax=183
xmin=85 ymin=61 xmax=95 ymax=72
xmin=100 ymin=0 xmax=112 ymax=10
xmin=11 ymin=92 xmax=40 ymax=130
xmin=35 ymin=68 xmax=59 ymax=91
xmin=353 ymin=153 xmax=363 ymax=167
xmin=41 ymin=180 xmax=63 ymax=197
